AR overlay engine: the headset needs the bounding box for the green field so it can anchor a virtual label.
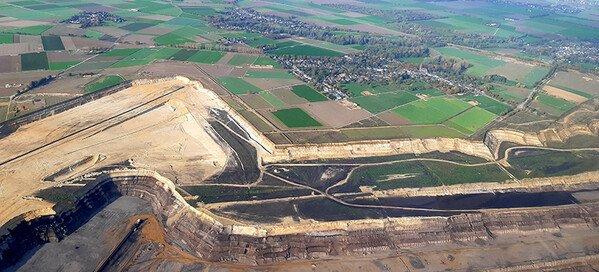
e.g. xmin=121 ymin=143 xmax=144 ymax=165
xmin=102 ymin=48 xmax=140 ymax=57
xmin=186 ymin=50 xmax=224 ymax=64
xmin=217 ymin=77 xmax=262 ymax=94
xmin=347 ymin=160 xmax=510 ymax=190
xmin=0 ymin=34 xmax=13 ymax=44
xmin=536 ymin=93 xmax=577 ymax=114
xmin=41 ymin=35 xmax=65 ymax=51
xmin=393 ymin=97 xmax=471 ymax=124
xmin=228 ymin=54 xmax=258 ymax=66
xmin=522 ymin=67 xmax=551 ymax=87
xmin=120 ymin=22 xmax=156 ymax=31
xmin=273 ymin=107 xmax=322 ymax=128
xmin=342 ymin=83 xmax=374 ymax=97
xmin=20 ymin=52 xmax=48 ymax=71
xmin=459 ymin=94 xmax=511 ymax=115
xmin=49 ymin=61 xmax=79 ymax=71
xmin=270 ymin=43 xmax=344 ymax=57
xmin=444 ymin=106 xmax=497 ymax=135
xmin=425 ymin=16 xmax=522 ymax=38
xmin=508 ymin=150 xmax=599 ymax=179
xmin=153 ymin=26 xmax=202 ymax=46
xmin=259 ymin=91 xmax=285 ymax=109
xmin=245 ymin=70 xmax=294 ymax=79
xmin=341 ymin=125 xmax=466 ymax=140
xmin=3 ymin=24 xmax=52 ymax=35
xmin=84 ymin=75 xmax=124 ymax=93
xmin=169 ymin=49 xmax=197 ymax=61
xmin=252 ymin=56 xmax=281 ymax=68
xmin=351 ymin=91 xmax=418 ymax=114
xmin=436 ymin=47 xmax=505 ymax=76
xmin=291 ymin=85 xmax=327 ymax=102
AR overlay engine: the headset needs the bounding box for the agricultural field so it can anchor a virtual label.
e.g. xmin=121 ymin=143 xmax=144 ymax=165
xmin=272 ymin=107 xmax=322 ymax=128
xmin=217 ymin=77 xmax=262 ymax=95
xmin=291 ymin=85 xmax=327 ymax=102
xmin=0 ymin=0 xmax=593 ymax=145
xmin=423 ymin=15 xmax=522 ymax=38
xmin=270 ymin=40 xmax=344 ymax=57
xmin=435 ymin=47 xmax=550 ymax=87
xmin=20 ymin=52 xmax=49 ymax=71
xmin=84 ymin=75 xmax=125 ymax=93
xmin=392 ymin=97 xmax=472 ymax=125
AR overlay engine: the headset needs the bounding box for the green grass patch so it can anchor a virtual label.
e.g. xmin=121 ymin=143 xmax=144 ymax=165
xmin=120 ymin=22 xmax=156 ymax=31
xmin=146 ymin=47 xmax=180 ymax=60
xmin=259 ymin=91 xmax=285 ymax=109
xmin=321 ymin=17 xmax=358 ymax=25
xmin=109 ymin=58 xmax=152 ymax=68
xmin=20 ymin=52 xmax=48 ymax=71
xmin=84 ymin=75 xmax=124 ymax=93
xmin=351 ymin=91 xmax=419 ymax=114
xmin=252 ymin=56 xmax=280 ymax=68
xmin=244 ymin=70 xmax=294 ymax=79
xmin=217 ymin=77 xmax=262 ymax=95
xmin=427 ymin=15 xmax=522 ymax=38
xmin=186 ymin=50 xmax=224 ymax=64
xmin=273 ymin=107 xmax=322 ymax=128
xmin=102 ymin=48 xmax=139 ymax=57
xmin=228 ymin=54 xmax=258 ymax=66
xmin=48 ymin=61 xmax=78 ymax=70
xmin=291 ymin=85 xmax=327 ymax=102
xmin=347 ymin=160 xmax=509 ymax=190
xmin=536 ymin=93 xmax=576 ymax=114
xmin=270 ymin=43 xmax=344 ymax=57
xmin=169 ymin=49 xmax=197 ymax=61
xmin=153 ymin=26 xmax=202 ymax=46
xmin=41 ymin=35 xmax=64 ymax=51
xmin=342 ymin=125 xmax=465 ymax=140
xmin=459 ymin=93 xmax=511 ymax=115
xmin=436 ymin=47 xmax=505 ymax=77
xmin=0 ymin=33 xmax=13 ymax=44
xmin=508 ymin=150 xmax=599 ymax=179
xmin=393 ymin=97 xmax=471 ymax=124
xmin=522 ymin=67 xmax=550 ymax=87
xmin=3 ymin=24 xmax=52 ymax=35
xmin=342 ymin=83 xmax=374 ymax=97
xmin=85 ymin=29 xmax=103 ymax=39
xmin=444 ymin=106 xmax=497 ymax=135
xmin=549 ymin=84 xmax=593 ymax=99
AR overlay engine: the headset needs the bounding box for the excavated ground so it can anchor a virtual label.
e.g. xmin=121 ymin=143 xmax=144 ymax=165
xmin=0 ymin=77 xmax=229 ymax=227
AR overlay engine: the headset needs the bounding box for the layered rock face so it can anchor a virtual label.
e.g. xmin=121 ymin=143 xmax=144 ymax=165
xmin=262 ymin=138 xmax=495 ymax=163
xmin=5 ymin=169 xmax=595 ymax=268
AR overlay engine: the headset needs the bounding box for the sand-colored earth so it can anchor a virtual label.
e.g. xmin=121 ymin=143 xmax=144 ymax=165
xmin=542 ymin=85 xmax=587 ymax=103
xmin=0 ymin=77 xmax=230 ymax=226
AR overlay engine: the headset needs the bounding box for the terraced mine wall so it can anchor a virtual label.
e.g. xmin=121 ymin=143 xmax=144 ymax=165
xmin=0 ymin=180 xmax=121 ymax=269
xmin=484 ymin=120 xmax=599 ymax=159
xmin=0 ymin=82 xmax=132 ymax=138
xmin=262 ymin=138 xmax=495 ymax=162
xmin=3 ymin=170 xmax=598 ymax=268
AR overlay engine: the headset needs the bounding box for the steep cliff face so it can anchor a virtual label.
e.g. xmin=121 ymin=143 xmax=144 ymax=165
xmin=3 ymin=170 xmax=597 ymax=268
xmin=262 ymin=138 xmax=495 ymax=163
xmin=484 ymin=119 xmax=599 ymax=159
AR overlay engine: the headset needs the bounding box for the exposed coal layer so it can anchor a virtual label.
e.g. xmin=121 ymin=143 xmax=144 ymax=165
xmin=346 ymin=191 xmax=579 ymax=210
xmin=0 ymin=180 xmax=121 ymax=270
xmin=207 ymin=121 xmax=260 ymax=185
xmin=2 ymin=170 xmax=598 ymax=268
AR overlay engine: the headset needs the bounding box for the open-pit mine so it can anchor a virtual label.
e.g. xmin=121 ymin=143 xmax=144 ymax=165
xmin=1 ymin=77 xmax=599 ymax=271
